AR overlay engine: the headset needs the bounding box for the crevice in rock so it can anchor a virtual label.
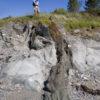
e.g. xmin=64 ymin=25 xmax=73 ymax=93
xmin=28 ymin=23 xmax=52 ymax=50
xmin=80 ymin=85 xmax=100 ymax=95
xmin=42 ymin=34 xmax=74 ymax=100
xmin=43 ymin=80 xmax=52 ymax=93
xmin=23 ymin=25 xmax=28 ymax=33
xmin=64 ymin=43 xmax=73 ymax=69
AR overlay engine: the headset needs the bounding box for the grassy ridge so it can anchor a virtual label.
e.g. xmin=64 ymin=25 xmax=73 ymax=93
xmin=0 ymin=14 xmax=51 ymax=28
xmin=64 ymin=16 xmax=100 ymax=30
xmin=0 ymin=13 xmax=100 ymax=31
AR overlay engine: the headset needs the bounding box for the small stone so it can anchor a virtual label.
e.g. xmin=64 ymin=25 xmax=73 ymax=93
xmin=68 ymin=44 xmax=71 ymax=48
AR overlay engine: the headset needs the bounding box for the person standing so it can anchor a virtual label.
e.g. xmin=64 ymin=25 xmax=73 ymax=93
xmin=33 ymin=0 xmax=39 ymax=16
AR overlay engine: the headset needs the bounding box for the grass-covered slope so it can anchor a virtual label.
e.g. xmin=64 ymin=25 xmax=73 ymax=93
xmin=0 ymin=13 xmax=100 ymax=31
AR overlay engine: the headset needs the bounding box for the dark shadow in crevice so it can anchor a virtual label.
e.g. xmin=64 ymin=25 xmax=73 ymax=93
xmin=43 ymin=80 xmax=51 ymax=93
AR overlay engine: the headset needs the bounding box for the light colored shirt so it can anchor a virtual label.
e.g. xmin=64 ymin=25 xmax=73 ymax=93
xmin=33 ymin=0 xmax=39 ymax=6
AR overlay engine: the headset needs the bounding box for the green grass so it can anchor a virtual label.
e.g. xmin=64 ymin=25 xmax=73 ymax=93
xmin=0 ymin=14 xmax=51 ymax=27
xmin=0 ymin=13 xmax=100 ymax=31
xmin=52 ymin=8 xmax=67 ymax=15
xmin=64 ymin=17 xmax=100 ymax=31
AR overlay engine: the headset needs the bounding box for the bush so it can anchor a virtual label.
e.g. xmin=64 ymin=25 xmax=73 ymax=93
xmin=3 ymin=16 xmax=12 ymax=20
xmin=52 ymin=8 xmax=67 ymax=15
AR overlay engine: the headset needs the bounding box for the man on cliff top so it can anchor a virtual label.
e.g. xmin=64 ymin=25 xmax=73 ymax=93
xmin=33 ymin=0 xmax=39 ymax=16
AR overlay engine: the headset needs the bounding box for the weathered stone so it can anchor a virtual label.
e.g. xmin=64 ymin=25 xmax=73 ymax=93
xmin=0 ymin=22 xmax=57 ymax=100
xmin=0 ymin=22 xmax=100 ymax=100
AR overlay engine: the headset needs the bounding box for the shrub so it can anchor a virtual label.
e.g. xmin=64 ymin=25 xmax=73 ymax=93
xmin=52 ymin=8 xmax=67 ymax=15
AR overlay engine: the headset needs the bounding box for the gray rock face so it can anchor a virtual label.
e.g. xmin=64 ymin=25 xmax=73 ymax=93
xmin=65 ymin=35 xmax=100 ymax=100
xmin=0 ymin=22 xmax=100 ymax=100
xmin=4 ymin=40 xmax=57 ymax=91
xmin=66 ymin=35 xmax=100 ymax=73
xmin=0 ymin=22 xmax=57 ymax=100
xmin=43 ymin=32 xmax=100 ymax=100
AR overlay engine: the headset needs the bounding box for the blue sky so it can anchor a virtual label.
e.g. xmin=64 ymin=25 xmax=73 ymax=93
xmin=0 ymin=0 xmax=85 ymax=18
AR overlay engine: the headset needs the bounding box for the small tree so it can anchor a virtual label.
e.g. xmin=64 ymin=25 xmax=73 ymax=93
xmin=85 ymin=0 xmax=100 ymax=13
xmin=96 ymin=0 xmax=100 ymax=10
xmin=68 ymin=0 xmax=80 ymax=12
xmin=52 ymin=8 xmax=67 ymax=15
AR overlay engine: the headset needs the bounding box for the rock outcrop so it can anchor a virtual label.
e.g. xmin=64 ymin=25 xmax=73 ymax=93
xmin=43 ymin=31 xmax=100 ymax=100
xmin=0 ymin=22 xmax=100 ymax=100
xmin=0 ymin=22 xmax=57 ymax=100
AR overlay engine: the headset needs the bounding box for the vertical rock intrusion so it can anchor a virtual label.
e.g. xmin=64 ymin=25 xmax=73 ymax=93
xmin=43 ymin=23 xmax=73 ymax=100
xmin=43 ymin=23 xmax=100 ymax=100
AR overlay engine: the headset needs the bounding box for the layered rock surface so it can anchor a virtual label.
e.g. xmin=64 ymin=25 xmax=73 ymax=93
xmin=43 ymin=31 xmax=100 ymax=100
xmin=0 ymin=22 xmax=57 ymax=100
xmin=0 ymin=22 xmax=100 ymax=100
